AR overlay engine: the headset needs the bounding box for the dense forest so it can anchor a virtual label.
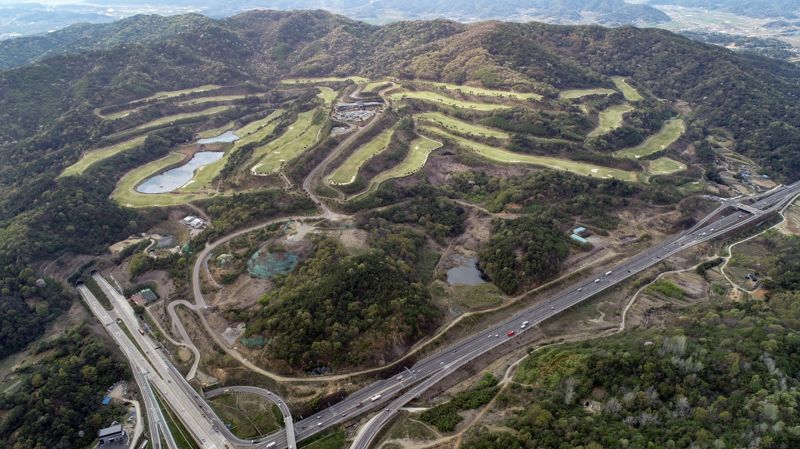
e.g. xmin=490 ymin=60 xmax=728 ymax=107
xmin=0 ymin=327 xmax=129 ymax=449
xmin=464 ymin=293 xmax=800 ymax=449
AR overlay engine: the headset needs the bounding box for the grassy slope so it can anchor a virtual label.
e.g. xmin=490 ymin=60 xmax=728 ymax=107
xmin=421 ymin=126 xmax=638 ymax=181
xmin=422 ymin=81 xmax=543 ymax=101
xmin=611 ymin=76 xmax=643 ymax=102
xmin=559 ymin=87 xmax=615 ymax=100
xmin=364 ymin=135 xmax=443 ymax=190
xmin=587 ymin=103 xmax=634 ymax=138
xmin=281 ymin=76 xmax=369 ymax=84
xmin=648 ymin=156 xmax=687 ymax=175
xmin=388 ymin=90 xmax=510 ymax=111
xmin=176 ymin=93 xmax=266 ymax=106
xmin=415 ymin=112 xmax=509 ymax=140
xmin=60 ymin=134 xmax=147 ymax=177
xmin=251 ymin=87 xmax=335 ymax=175
xmin=615 ymin=118 xmax=686 ymax=159
xmin=327 ymin=127 xmax=394 ymax=185
xmin=106 ymin=105 xmax=234 ymax=141
xmin=110 ymin=152 xmax=218 ymax=207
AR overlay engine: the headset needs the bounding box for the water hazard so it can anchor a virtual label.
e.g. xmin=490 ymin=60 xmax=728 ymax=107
xmin=197 ymin=130 xmax=239 ymax=144
xmin=136 ymin=151 xmax=224 ymax=193
xmin=446 ymin=256 xmax=486 ymax=286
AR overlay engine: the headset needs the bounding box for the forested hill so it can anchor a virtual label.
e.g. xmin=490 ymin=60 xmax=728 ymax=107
xmin=2 ymin=10 xmax=800 ymax=273
xmin=0 ymin=14 xmax=219 ymax=70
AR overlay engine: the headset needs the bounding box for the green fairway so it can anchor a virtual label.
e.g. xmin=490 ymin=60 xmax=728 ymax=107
xmin=415 ymin=112 xmax=509 ymax=140
xmin=250 ymin=88 xmax=335 ymax=175
xmin=96 ymin=107 xmax=142 ymax=121
xmin=559 ymin=87 xmax=616 ymax=100
xmin=106 ymin=105 xmax=234 ymax=142
xmin=327 ymin=128 xmax=394 ymax=185
xmin=176 ymin=93 xmax=266 ymax=106
xmin=60 ymin=135 xmax=147 ymax=177
xmin=250 ymin=110 xmax=322 ymax=175
xmin=183 ymin=110 xmax=286 ymax=189
xmin=132 ymin=84 xmax=222 ymax=103
xmin=281 ymin=76 xmax=369 ymax=85
xmin=111 ymin=152 xmax=219 ymax=207
xmin=421 ymin=126 xmax=637 ymax=181
xmin=611 ymin=77 xmax=643 ymax=102
xmin=587 ymin=103 xmax=634 ymax=138
xmin=615 ymin=118 xmax=686 ymax=159
xmin=368 ymin=135 xmax=443 ymax=187
xmin=423 ymin=82 xmax=543 ymax=101
xmin=388 ymin=90 xmax=510 ymax=111
xmin=648 ymin=157 xmax=687 ymax=175
xmin=363 ymin=80 xmax=395 ymax=93
xmin=197 ymin=122 xmax=235 ymax=138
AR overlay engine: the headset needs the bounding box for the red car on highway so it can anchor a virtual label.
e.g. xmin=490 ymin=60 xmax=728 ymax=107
xmin=506 ymin=330 xmax=516 ymax=337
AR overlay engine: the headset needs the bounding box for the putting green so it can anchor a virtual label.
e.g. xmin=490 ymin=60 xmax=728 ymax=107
xmin=281 ymin=76 xmax=369 ymax=85
xmin=368 ymin=135 xmax=443 ymax=188
xmin=111 ymin=152 xmax=219 ymax=207
xmin=388 ymin=90 xmax=510 ymax=111
xmin=421 ymin=126 xmax=637 ymax=182
xmin=648 ymin=157 xmax=686 ymax=175
xmin=615 ymin=118 xmax=686 ymax=159
xmin=587 ymin=103 xmax=634 ymax=138
xmin=559 ymin=88 xmax=615 ymax=100
xmin=422 ymin=82 xmax=543 ymax=101
xmin=60 ymin=135 xmax=147 ymax=177
xmin=415 ymin=112 xmax=509 ymax=140
xmin=611 ymin=77 xmax=643 ymax=102
xmin=327 ymin=128 xmax=394 ymax=185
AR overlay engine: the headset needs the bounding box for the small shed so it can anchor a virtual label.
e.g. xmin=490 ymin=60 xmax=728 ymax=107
xmin=570 ymin=234 xmax=589 ymax=245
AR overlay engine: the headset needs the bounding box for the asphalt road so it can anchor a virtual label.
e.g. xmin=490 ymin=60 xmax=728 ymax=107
xmin=253 ymin=181 xmax=800 ymax=449
xmin=205 ymin=386 xmax=296 ymax=448
xmin=84 ymin=180 xmax=800 ymax=449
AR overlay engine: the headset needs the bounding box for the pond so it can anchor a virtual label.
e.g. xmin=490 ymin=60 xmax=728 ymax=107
xmin=197 ymin=130 xmax=239 ymax=144
xmin=136 ymin=151 xmax=224 ymax=194
xmin=446 ymin=257 xmax=486 ymax=286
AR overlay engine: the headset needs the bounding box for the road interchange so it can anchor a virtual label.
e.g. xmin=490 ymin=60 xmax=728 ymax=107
xmin=80 ymin=180 xmax=800 ymax=449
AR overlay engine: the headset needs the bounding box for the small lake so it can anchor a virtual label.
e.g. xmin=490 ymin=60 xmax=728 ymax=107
xmin=197 ymin=130 xmax=239 ymax=144
xmin=446 ymin=257 xmax=486 ymax=286
xmin=136 ymin=152 xmax=224 ymax=194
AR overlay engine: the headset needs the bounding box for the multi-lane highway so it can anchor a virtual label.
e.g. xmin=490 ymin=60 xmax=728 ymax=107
xmin=82 ymin=180 xmax=800 ymax=449
xmin=257 ymin=180 xmax=800 ymax=449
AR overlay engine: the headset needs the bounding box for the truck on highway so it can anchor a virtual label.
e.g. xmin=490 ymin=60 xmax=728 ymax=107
xmin=266 ymin=442 xmax=276 ymax=448
xmin=138 ymin=327 xmax=145 ymax=335
xmin=370 ymin=394 xmax=382 ymax=402
xmin=605 ymin=270 xmax=613 ymax=276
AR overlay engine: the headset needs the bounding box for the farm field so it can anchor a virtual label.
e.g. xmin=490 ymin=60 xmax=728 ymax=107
xmin=421 ymin=126 xmax=638 ymax=181
xmin=366 ymin=135 xmax=442 ymax=190
xmin=388 ymin=90 xmax=510 ymax=111
xmin=611 ymin=77 xmax=643 ymax=102
xmin=422 ymin=81 xmax=543 ymax=101
xmin=111 ymin=152 xmax=217 ymax=207
xmin=587 ymin=103 xmax=634 ymax=138
xmin=60 ymin=135 xmax=147 ymax=177
xmin=327 ymin=127 xmax=394 ymax=185
xmin=415 ymin=112 xmax=509 ymax=140
xmin=559 ymin=87 xmax=616 ymax=100
xmin=648 ymin=157 xmax=687 ymax=175
xmin=614 ymin=118 xmax=686 ymax=159
xmin=281 ymin=76 xmax=369 ymax=85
